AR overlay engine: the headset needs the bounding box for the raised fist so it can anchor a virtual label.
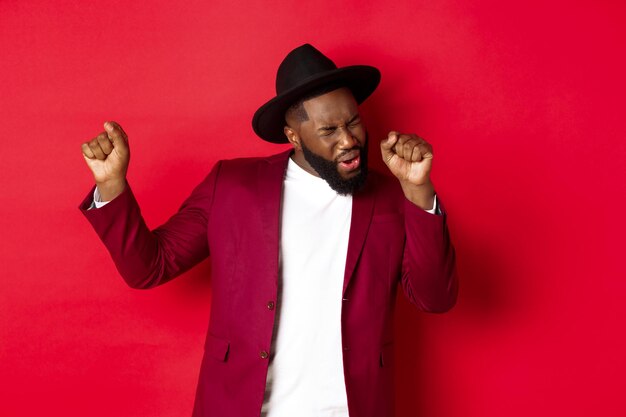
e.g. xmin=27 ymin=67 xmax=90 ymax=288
xmin=81 ymin=121 xmax=130 ymax=201
xmin=380 ymin=131 xmax=436 ymax=210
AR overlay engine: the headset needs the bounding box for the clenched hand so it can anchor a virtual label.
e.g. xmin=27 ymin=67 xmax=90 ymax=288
xmin=81 ymin=121 xmax=130 ymax=201
xmin=380 ymin=131 xmax=436 ymax=210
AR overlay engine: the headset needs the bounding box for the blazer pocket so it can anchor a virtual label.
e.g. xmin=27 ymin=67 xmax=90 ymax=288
xmin=379 ymin=342 xmax=395 ymax=368
xmin=205 ymin=333 xmax=230 ymax=362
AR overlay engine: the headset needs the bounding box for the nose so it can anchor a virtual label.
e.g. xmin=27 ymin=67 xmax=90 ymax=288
xmin=338 ymin=126 xmax=358 ymax=149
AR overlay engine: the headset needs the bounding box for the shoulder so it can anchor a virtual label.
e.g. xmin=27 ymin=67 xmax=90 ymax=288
xmin=365 ymin=169 xmax=403 ymax=197
xmin=202 ymin=150 xmax=291 ymax=199
xmin=218 ymin=150 xmax=291 ymax=168
xmin=214 ymin=150 xmax=291 ymax=179
xmin=362 ymin=169 xmax=407 ymax=214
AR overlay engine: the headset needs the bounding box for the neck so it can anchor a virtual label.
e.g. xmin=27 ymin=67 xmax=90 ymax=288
xmin=290 ymin=150 xmax=320 ymax=177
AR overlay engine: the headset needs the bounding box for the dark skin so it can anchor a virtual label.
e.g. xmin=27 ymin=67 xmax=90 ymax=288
xmin=81 ymin=121 xmax=129 ymax=201
xmin=284 ymin=87 xmax=436 ymax=210
xmin=81 ymin=88 xmax=435 ymax=210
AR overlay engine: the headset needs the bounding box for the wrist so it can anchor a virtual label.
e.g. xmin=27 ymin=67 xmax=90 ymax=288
xmin=96 ymin=178 xmax=127 ymax=202
xmin=400 ymin=180 xmax=435 ymax=210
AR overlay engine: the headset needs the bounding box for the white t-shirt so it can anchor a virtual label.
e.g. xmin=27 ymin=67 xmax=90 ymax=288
xmin=261 ymin=157 xmax=352 ymax=417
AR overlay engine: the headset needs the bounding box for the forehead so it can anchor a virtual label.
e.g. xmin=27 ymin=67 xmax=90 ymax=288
xmin=302 ymin=87 xmax=358 ymax=124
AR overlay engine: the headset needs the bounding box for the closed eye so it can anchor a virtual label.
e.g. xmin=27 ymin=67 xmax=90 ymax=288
xmin=317 ymin=114 xmax=360 ymax=136
xmin=347 ymin=115 xmax=361 ymax=127
xmin=319 ymin=127 xmax=336 ymax=136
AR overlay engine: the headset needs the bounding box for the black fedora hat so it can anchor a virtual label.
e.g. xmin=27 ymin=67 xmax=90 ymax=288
xmin=252 ymin=44 xmax=381 ymax=143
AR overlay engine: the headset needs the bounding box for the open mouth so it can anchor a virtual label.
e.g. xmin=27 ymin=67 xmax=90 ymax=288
xmin=338 ymin=152 xmax=361 ymax=171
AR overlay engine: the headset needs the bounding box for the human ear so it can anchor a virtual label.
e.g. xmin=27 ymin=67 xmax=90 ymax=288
xmin=284 ymin=126 xmax=302 ymax=150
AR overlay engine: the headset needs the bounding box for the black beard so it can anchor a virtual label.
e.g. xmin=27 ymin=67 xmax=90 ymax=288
xmin=300 ymin=134 xmax=369 ymax=196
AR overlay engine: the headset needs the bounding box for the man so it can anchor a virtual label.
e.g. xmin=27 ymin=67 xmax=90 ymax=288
xmin=79 ymin=44 xmax=458 ymax=417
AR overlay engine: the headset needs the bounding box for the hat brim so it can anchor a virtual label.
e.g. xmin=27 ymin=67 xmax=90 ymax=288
xmin=252 ymin=65 xmax=381 ymax=144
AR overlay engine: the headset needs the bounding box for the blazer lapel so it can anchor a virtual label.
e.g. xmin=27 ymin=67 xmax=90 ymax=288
xmin=342 ymin=180 xmax=375 ymax=296
xmin=255 ymin=150 xmax=292 ymax=291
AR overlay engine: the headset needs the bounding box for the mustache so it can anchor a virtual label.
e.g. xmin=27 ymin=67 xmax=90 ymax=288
xmin=334 ymin=132 xmax=369 ymax=162
xmin=335 ymin=146 xmax=362 ymax=161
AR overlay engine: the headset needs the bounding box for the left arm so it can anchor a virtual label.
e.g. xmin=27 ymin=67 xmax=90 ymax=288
xmin=381 ymin=132 xmax=458 ymax=312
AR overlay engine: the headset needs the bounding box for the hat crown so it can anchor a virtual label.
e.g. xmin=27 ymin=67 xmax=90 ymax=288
xmin=253 ymin=43 xmax=380 ymax=143
xmin=275 ymin=44 xmax=338 ymax=95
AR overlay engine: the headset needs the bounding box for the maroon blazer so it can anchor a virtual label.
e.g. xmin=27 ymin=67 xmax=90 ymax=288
xmin=79 ymin=149 xmax=458 ymax=417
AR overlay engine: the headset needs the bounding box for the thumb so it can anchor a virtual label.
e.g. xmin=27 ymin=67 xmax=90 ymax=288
xmin=104 ymin=121 xmax=129 ymax=152
xmin=380 ymin=131 xmax=399 ymax=155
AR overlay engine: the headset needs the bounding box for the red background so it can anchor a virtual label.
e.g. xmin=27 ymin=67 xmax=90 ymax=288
xmin=1 ymin=0 xmax=625 ymax=416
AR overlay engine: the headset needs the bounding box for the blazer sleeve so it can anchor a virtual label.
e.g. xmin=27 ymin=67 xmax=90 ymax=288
xmin=78 ymin=161 xmax=222 ymax=289
xmin=400 ymin=197 xmax=459 ymax=313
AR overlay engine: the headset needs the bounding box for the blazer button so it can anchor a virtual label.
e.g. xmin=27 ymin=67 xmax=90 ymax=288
xmin=267 ymin=301 xmax=275 ymax=310
xmin=260 ymin=350 xmax=269 ymax=359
